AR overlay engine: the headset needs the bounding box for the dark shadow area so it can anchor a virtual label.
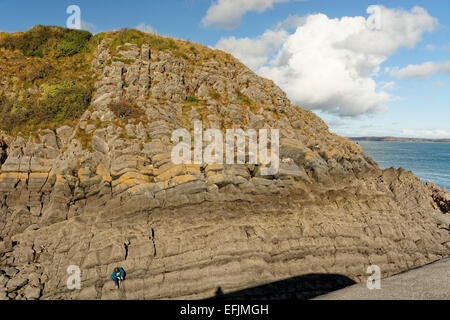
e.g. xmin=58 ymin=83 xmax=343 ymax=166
xmin=209 ymin=274 xmax=356 ymax=300
xmin=0 ymin=139 xmax=8 ymax=165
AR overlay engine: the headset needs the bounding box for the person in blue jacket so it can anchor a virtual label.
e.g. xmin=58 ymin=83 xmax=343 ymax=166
xmin=110 ymin=266 xmax=126 ymax=288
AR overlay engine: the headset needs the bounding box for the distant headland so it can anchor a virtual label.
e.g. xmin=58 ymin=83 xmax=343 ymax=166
xmin=349 ymin=136 xmax=450 ymax=143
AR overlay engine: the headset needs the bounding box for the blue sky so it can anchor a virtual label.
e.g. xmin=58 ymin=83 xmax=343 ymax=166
xmin=0 ymin=0 xmax=449 ymax=138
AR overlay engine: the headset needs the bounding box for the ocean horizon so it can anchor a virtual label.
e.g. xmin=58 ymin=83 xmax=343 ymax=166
xmin=357 ymin=140 xmax=450 ymax=190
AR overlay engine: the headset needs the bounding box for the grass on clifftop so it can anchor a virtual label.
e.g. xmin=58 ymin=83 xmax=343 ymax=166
xmin=0 ymin=26 xmax=243 ymax=136
xmin=97 ymin=28 xmax=233 ymax=63
xmin=0 ymin=25 xmax=92 ymax=58
xmin=0 ymin=26 xmax=97 ymax=134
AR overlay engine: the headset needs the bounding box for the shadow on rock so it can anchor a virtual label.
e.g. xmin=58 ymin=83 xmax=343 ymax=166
xmin=209 ymin=274 xmax=356 ymax=300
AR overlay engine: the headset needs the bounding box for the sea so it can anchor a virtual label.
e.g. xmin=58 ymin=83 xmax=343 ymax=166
xmin=356 ymin=141 xmax=450 ymax=190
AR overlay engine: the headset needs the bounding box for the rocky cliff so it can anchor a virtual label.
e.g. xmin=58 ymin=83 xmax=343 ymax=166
xmin=0 ymin=27 xmax=449 ymax=300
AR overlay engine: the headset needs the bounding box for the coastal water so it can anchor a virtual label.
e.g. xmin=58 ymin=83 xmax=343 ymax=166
xmin=357 ymin=141 xmax=450 ymax=190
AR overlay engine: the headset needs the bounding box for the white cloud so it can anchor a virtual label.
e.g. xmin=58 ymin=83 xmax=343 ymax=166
xmin=215 ymin=29 xmax=288 ymax=69
xmin=381 ymin=81 xmax=396 ymax=91
xmin=433 ymin=81 xmax=445 ymax=88
xmin=401 ymin=129 xmax=450 ymax=138
xmin=425 ymin=44 xmax=436 ymax=51
xmin=81 ymin=21 xmax=97 ymax=33
xmin=333 ymin=6 xmax=437 ymax=57
xmin=325 ymin=117 xmax=347 ymax=128
xmin=136 ymin=23 xmax=157 ymax=34
xmin=215 ymin=5 xmax=438 ymax=117
xmin=390 ymin=60 xmax=450 ymax=78
xmin=202 ymin=0 xmax=300 ymax=29
xmin=274 ymin=14 xmax=306 ymax=30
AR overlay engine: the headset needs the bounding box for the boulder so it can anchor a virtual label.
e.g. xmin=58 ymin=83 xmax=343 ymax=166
xmin=23 ymin=285 xmax=41 ymax=300
xmin=6 ymin=277 xmax=28 ymax=292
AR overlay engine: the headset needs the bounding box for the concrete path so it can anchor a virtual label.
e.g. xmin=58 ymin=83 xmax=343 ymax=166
xmin=315 ymin=257 xmax=450 ymax=300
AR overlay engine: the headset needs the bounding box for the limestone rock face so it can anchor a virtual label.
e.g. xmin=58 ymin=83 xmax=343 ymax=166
xmin=1 ymin=34 xmax=450 ymax=300
xmin=428 ymin=182 xmax=450 ymax=214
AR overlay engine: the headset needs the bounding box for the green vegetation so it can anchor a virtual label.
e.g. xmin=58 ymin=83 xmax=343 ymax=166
xmin=103 ymin=28 xmax=222 ymax=61
xmin=0 ymin=81 xmax=93 ymax=132
xmin=0 ymin=25 xmax=242 ymax=135
xmin=0 ymin=26 xmax=96 ymax=134
xmin=185 ymin=96 xmax=207 ymax=109
xmin=112 ymin=57 xmax=134 ymax=64
xmin=38 ymin=81 xmax=93 ymax=122
xmin=56 ymin=29 xmax=92 ymax=57
xmin=0 ymin=25 xmax=92 ymax=58
xmin=236 ymin=89 xmax=251 ymax=105
xmin=209 ymin=90 xmax=221 ymax=100
xmin=109 ymin=100 xmax=145 ymax=119
xmin=109 ymin=28 xmax=178 ymax=53
xmin=17 ymin=61 xmax=52 ymax=82
xmin=74 ymin=127 xmax=94 ymax=151
xmin=186 ymin=96 xmax=200 ymax=103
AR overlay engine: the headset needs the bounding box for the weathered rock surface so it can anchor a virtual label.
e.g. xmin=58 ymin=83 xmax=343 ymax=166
xmin=315 ymin=257 xmax=450 ymax=300
xmin=0 ymin=32 xmax=450 ymax=300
